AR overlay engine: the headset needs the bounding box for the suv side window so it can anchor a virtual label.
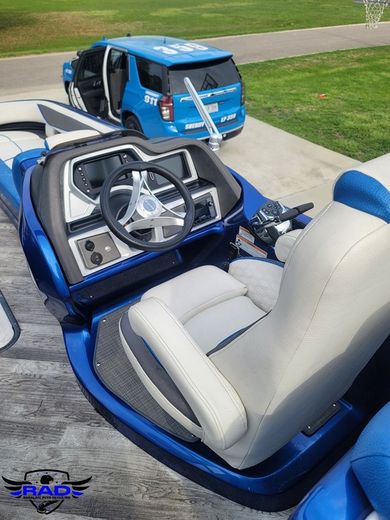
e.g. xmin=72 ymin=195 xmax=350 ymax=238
xmin=79 ymin=52 xmax=104 ymax=81
xmin=108 ymin=49 xmax=128 ymax=73
xmin=136 ymin=58 xmax=164 ymax=93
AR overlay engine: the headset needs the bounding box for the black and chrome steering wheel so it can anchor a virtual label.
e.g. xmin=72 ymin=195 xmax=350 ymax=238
xmin=100 ymin=161 xmax=195 ymax=252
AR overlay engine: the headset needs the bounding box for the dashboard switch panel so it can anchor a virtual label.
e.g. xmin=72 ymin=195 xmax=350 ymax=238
xmin=163 ymin=193 xmax=217 ymax=239
xmin=77 ymin=233 xmax=121 ymax=270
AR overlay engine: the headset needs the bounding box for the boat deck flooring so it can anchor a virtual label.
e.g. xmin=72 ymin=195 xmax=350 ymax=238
xmin=0 ymin=207 xmax=289 ymax=519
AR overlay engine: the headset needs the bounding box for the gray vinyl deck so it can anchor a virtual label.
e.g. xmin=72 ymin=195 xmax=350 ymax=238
xmin=0 ymin=206 xmax=289 ymax=519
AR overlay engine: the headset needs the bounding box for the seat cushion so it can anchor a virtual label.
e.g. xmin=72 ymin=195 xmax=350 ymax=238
xmin=0 ymin=131 xmax=44 ymax=167
xmin=275 ymin=229 xmax=302 ymax=262
xmin=185 ymin=295 xmax=265 ymax=354
xmin=142 ymin=265 xmax=247 ymax=323
xmin=229 ymin=258 xmax=283 ymax=312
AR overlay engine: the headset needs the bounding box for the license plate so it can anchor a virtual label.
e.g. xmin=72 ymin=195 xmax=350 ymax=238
xmin=205 ymin=103 xmax=218 ymax=113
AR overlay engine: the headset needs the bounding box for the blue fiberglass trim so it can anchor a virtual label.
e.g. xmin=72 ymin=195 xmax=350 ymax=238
xmin=350 ymin=403 xmax=390 ymax=520
xmin=334 ymin=170 xmax=390 ymax=223
xmin=229 ymin=168 xmax=268 ymax=220
xmin=290 ymin=451 xmax=372 ymax=520
xmin=0 ymin=159 xmax=20 ymax=220
xmin=12 ymin=148 xmax=45 ymax=198
xmin=0 ymin=150 xmax=45 ymax=221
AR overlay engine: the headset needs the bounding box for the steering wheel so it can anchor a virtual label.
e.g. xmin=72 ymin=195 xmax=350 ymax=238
xmin=100 ymin=161 xmax=195 ymax=252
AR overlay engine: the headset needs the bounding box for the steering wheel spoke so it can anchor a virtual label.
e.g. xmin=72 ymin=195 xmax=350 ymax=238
xmin=118 ymin=170 xmax=146 ymax=226
xmin=161 ymin=202 xmax=186 ymax=219
xmin=127 ymin=216 xmax=184 ymax=232
xmin=100 ymin=161 xmax=195 ymax=252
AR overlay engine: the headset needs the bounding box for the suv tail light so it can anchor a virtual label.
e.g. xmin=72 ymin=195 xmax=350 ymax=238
xmin=159 ymin=95 xmax=174 ymax=122
xmin=240 ymin=81 xmax=246 ymax=105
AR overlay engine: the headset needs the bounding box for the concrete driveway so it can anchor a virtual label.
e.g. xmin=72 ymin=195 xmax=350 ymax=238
xmin=222 ymin=118 xmax=359 ymax=214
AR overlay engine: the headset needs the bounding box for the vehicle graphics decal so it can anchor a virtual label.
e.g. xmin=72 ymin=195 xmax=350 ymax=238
xmin=144 ymin=92 xmax=159 ymax=106
xmin=152 ymin=42 xmax=209 ymax=55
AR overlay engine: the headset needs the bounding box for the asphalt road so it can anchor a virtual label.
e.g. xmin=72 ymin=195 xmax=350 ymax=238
xmin=0 ymin=22 xmax=389 ymax=96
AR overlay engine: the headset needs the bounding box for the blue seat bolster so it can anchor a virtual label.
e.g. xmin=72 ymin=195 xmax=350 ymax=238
xmin=334 ymin=170 xmax=390 ymax=223
xmin=351 ymin=403 xmax=390 ymax=519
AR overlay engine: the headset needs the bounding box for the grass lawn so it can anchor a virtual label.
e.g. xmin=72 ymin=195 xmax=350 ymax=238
xmin=0 ymin=0 xmax=389 ymax=57
xmin=240 ymin=46 xmax=390 ymax=162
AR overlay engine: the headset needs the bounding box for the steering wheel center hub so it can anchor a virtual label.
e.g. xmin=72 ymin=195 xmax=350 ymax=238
xmin=136 ymin=195 xmax=162 ymax=218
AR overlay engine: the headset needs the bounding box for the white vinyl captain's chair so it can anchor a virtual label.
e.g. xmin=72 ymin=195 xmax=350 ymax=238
xmin=120 ymin=154 xmax=390 ymax=470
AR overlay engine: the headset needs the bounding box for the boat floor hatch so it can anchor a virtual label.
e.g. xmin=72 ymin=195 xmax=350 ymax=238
xmin=94 ymin=305 xmax=198 ymax=443
xmin=0 ymin=290 xmax=20 ymax=351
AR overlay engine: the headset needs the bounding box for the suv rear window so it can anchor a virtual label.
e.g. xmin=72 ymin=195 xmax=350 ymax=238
xmin=136 ymin=58 xmax=164 ymax=93
xmin=168 ymin=58 xmax=240 ymax=94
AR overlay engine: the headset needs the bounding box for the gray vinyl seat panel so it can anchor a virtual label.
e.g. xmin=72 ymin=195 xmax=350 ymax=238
xmin=0 ymin=132 xmax=44 ymax=168
xmin=0 ymin=100 xmax=117 ymax=166
xmin=184 ymin=295 xmax=265 ymax=354
xmin=138 ymin=264 xmax=282 ymax=355
xmin=121 ymin=153 xmax=390 ymax=470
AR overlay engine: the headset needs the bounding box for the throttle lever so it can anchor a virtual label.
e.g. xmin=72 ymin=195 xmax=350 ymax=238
xmin=278 ymin=202 xmax=314 ymax=223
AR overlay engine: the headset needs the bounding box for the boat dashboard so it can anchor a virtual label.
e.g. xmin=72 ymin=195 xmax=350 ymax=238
xmin=30 ymin=134 xmax=242 ymax=285
xmin=65 ymin=144 xmax=222 ymax=276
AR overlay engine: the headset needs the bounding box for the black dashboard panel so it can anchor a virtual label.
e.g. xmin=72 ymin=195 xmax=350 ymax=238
xmin=84 ymin=155 xmax=122 ymax=188
xmin=74 ymin=150 xmax=137 ymax=198
xmin=32 ymin=134 xmax=242 ymax=285
xmin=148 ymin=154 xmax=191 ymax=188
xmin=73 ymin=150 xmax=192 ymax=198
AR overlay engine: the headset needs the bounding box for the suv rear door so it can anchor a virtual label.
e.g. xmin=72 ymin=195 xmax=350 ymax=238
xmin=103 ymin=47 xmax=129 ymax=122
xmin=168 ymin=58 xmax=243 ymax=134
xmin=131 ymin=57 xmax=167 ymax=134
xmin=69 ymin=47 xmax=107 ymax=117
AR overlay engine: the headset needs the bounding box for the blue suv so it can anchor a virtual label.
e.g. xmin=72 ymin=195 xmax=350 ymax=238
xmin=63 ymin=35 xmax=245 ymax=140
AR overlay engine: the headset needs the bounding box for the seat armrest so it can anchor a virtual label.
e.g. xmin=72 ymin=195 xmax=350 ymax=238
xmin=275 ymin=229 xmax=302 ymax=262
xmin=129 ymin=297 xmax=248 ymax=450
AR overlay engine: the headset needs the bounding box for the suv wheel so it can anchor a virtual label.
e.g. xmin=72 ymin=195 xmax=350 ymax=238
xmin=124 ymin=115 xmax=143 ymax=133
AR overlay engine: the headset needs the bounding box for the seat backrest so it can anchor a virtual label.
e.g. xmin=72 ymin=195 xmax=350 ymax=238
xmin=211 ymin=153 xmax=390 ymax=469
